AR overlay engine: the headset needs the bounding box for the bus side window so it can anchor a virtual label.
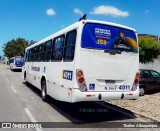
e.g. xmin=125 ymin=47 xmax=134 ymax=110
xmin=33 ymin=46 xmax=39 ymax=62
xmin=30 ymin=48 xmax=34 ymax=62
xmin=10 ymin=58 xmax=13 ymax=63
xmin=43 ymin=40 xmax=52 ymax=62
xmin=28 ymin=49 xmax=31 ymax=62
xmin=51 ymin=35 xmax=64 ymax=61
xmin=25 ymin=50 xmax=29 ymax=62
xmin=28 ymin=48 xmax=34 ymax=62
xmin=37 ymin=43 xmax=44 ymax=62
xmin=63 ymin=29 xmax=77 ymax=61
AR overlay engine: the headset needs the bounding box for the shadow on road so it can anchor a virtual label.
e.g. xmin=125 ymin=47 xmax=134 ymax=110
xmin=12 ymin=69 xmax=22 ymax=72
xmin=6 ymin=67 xmax=22 ymax=72
xmin=23 ymin=82 xmax=138 ymax=125
xmin=145 ymin=89 xmax=160 ymax=95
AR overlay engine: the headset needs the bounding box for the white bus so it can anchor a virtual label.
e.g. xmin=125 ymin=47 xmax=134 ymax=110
xmin=22 ymin=19 xmax=139 ymax=103
xmin=10 ymin=56 xmax=23 ymax=70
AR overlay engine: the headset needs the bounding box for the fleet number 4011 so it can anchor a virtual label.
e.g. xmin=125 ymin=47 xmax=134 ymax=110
xmin=105 ymin=85 xmax=130 ymax=90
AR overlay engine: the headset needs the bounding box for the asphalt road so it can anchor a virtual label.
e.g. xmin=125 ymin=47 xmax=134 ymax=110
xmin=0 ymin=64 xmax=153 ymax=131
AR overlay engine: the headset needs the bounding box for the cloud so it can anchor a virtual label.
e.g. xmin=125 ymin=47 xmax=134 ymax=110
xmin=73 ymin=8 xmax=83 ymax=15
xmin=46 ymin=8 xmax=56 ymax=16
xmin=90 ymin=5 xmax=129 ymax=17
xmin=144 ymin=9 xmax=150 ymax=14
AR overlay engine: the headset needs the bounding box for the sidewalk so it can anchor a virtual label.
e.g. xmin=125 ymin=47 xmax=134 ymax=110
xmin=106 ymin=91 xmax=160 ymax=122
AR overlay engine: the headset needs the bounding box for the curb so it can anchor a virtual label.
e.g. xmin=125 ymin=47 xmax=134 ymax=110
xmin=105 ymin=102 xmax=160 ymax=122
xmin=126 ymin=109 xmax=160 ymax=122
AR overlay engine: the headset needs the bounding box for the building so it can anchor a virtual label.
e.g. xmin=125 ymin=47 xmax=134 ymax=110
xmin=0 ymin=56 xmax=9 ymax=64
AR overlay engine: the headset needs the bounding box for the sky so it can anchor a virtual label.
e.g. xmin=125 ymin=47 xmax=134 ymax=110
xmin=0 ymin=0 xmax=160 ymax=56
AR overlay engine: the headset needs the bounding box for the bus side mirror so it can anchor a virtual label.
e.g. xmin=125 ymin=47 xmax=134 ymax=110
xmin=21 ymin=53 xmax=24 ymax=57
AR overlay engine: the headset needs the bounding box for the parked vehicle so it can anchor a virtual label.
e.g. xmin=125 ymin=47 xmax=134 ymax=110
xmin=139 ymin=69 xmax=160 ymax=96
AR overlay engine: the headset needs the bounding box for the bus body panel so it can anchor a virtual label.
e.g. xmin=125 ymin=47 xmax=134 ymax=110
xmin=76 ymin=49 xmax=139 ymax=92
xmin=45 ymin=62 xmax=74 ymax=102
xmin=22 ymin=19 xmax=139 ymax=103
xmin=24 ymin=62 xmax=73 ymax=102
xmin=71 ymin=88 xmax=139 ymax=103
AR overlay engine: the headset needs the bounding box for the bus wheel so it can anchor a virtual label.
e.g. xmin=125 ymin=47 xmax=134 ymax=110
xmin=24 ymin=72 xmax=28 ymax=86
xmin=24 ymin=72 xmax=26 ymax=80
xmin=41 ymin=80 xmax=48 ymax=102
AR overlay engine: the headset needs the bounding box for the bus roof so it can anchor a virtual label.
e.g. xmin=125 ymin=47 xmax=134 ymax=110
xmin=85 ymin=20 xmax=136 ymax=32
xmin=26 ymin=19 xmax=136 ymax=50
xmin=10 ymin=56 xmax=22 ymax=59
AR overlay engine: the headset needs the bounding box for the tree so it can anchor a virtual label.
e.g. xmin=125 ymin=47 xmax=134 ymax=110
xmin=139 ymin=36 xmax=160 ymax=64
xmin=29 ymin=40 xmax=37 ymax=45
xmin=3 ymin=38 xmax=31 ymax=59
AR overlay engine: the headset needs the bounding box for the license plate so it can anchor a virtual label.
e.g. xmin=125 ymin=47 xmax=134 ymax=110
xmin=105 ymin=86 xmax=116 ymax=91
xmin=105 ymin=85 xmax=131 ymax=91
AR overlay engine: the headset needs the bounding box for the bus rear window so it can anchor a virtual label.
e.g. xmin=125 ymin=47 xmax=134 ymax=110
xmin=81 ymin=23 xmax=138 ymax=53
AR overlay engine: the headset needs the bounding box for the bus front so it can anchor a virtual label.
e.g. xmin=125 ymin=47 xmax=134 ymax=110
xmin=72 ymin=20 xmax=139 ymax=102
xmin=14 ymin=56 xmax=23 ymax=70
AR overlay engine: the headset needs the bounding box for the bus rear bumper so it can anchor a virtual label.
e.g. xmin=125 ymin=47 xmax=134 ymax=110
xmin=71 ymin=89 xmax=139 ymax=103
xmin=13 ymin=66 xmax=22 ymax=70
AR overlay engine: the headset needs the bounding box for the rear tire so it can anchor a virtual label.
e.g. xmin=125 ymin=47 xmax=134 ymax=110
xmin=41 ymin=80 xmax=48 ymax=102
xmin=139 ymin=87 xmax=145 ymax=96
xmin=24 ymin=72 xmax=29 ymax=86
xmin=24 ymin=72 xmax=27 ymax=81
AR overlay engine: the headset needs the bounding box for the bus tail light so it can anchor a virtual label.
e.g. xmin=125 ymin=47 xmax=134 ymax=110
xmin=131 ymin=72 xmax=139 ymax=91
xmin=77 ymin=71 xmax=83 ymax=77
xmin=82 ymin=21 xmax=85 ymax=24
xmin=78 ymin=78 xmax=84 ymax=83
xmin=76 ymin=69 xmax=87 ymax=92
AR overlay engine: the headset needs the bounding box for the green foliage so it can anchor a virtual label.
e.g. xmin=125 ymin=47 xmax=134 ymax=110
xmin=29 ymin=40 xmax=37 ymax=46
xmin=3 ymin=38 xmax=35 ymax=59
xmin=139 ymin=36 xmax=160 ymax=64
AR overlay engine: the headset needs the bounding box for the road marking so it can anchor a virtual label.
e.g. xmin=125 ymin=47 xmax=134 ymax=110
xmin=96 ymin=102 xmax=147 ymax=122
xmin=11 ymin=85 xmax=17 ymax=94
xmin=24 ymin=108 xmax=37 ymax=122
xmin=24 ymin=108 xmax=43 ymax=131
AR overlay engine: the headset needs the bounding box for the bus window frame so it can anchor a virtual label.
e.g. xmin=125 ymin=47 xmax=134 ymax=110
xmin=63 ymin=29 xmax=77 ymax=62
xmin=43 ymin=40 xmax=52 ymax=62
xmin=51 ymin=35 xmax=65 ymax=62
